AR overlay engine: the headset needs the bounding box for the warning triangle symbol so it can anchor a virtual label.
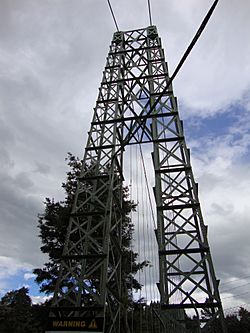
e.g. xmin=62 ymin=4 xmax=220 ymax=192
xmin=88 ymin=319 xmax=98 ymax=329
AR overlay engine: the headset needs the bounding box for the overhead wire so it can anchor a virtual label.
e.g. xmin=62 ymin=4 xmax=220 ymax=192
xmin=107 ymin=0 xmax=119 ymax=31
xmin=222 ymin=290 xmax=250 ymax=300
xmin=106 ymin=0 xmax=221 ymax=319
xmin=139 ymin=145 xmax=156 ymax=229
xmin=140 ymin=149 xmax=148 ymax=304
xmin=145 ymin=0 xmax=220 ymax=115
xmin=129 ymin=144 xmax=135 ymax=333
xmin=112 ymin=0 xmax=220 ymax=160
xmin=147 ymin=0 xmax=153 ymax=26
xmin=137 ymin=143 xmax=161 ymax=331
xmin=135 ymin=143 xmax=143 ymax=333
xmin=220 ymin=275 xmax=250 ymax=286
xmin=224 ymin=302 xmax=250 ymax=312
xmin=108 ymin=0 xmax=153 ymax=30
xmin=221 ymin=282 xmax=250 ymax=294
xmin=139 ymin=144 xmax=153 ymax=305
xmin=138 ymin=143 xmax=158 ymax=304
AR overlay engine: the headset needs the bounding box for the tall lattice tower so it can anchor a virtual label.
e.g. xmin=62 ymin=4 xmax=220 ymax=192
xmin=46 ymin=26 xmax=227 ymax=333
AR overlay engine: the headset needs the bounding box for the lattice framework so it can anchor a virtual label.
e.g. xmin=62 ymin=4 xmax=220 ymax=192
xmin=48 ymin=26 xmax=227 ymax=333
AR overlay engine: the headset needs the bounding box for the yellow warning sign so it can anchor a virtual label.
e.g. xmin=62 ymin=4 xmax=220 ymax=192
xmin=88 ymin=319 xmax=97 ymax=329
xmin=47 ymin=317 xmax=104 ymax=332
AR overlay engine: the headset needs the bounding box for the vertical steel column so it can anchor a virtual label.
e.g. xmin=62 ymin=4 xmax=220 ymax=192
xmin=47 ymin=26 xmax=227 ymax=333
xmin=146 ymin=27 xmax=226 ymax=332
xmin=48 ymin=31 xmax=125 ymax=333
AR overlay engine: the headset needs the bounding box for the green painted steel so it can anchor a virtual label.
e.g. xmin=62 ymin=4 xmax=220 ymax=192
xmin=48 ymin=26 xmax=227 ymax=333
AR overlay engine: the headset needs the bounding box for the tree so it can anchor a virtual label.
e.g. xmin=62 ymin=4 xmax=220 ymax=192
xmin=33 ymin=153 xmax=148 ymax=330
xmin=0 ymin=287 xmax=49 ymax=333
xmin=225 ymin=313 xmax=241 ymax=333
xmin=238 ymin=307 xmax=250 ymax=332
xmin=1 ymin=287 xmax=31 ymax=308
xmin=0 ymin=287 xmax=33 ymax=333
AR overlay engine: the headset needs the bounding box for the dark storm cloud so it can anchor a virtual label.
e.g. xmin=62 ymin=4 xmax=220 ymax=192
xmin=0 ymin=170 xmax=43 ymax=266
xmin=34 ymin=162 xmax=50 ymax=175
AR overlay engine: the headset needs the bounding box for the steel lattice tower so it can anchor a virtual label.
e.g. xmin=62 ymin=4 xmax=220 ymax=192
xmin=47 ymin=26 xmax=227 ymax=333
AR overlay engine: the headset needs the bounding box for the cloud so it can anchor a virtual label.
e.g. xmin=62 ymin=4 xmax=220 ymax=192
xmin=30 ymin=294 xmax=52 ymax=305
xmin=0 ymin=256 xmax=33 ymax=293
xmin=24 ymin=273 xmax=36 ymax=281
xmin=168 ymin=0 xmax=250 ymax=114
xmin=0 ymin=169 xmax=45 ymax=267
xmin=0 ymin=0 xmax=249 ymax=311
xmin=34 ymin=162 xmax=51 ymax=175
xmin=184 ymin=109 xmax=250 ymax=307
xmin=0 ymin=256 xmax=32 ymax=279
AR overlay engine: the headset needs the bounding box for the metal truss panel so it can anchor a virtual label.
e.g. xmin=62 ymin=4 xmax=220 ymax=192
xmin=49 ymin=26 xmax=227 ymax=333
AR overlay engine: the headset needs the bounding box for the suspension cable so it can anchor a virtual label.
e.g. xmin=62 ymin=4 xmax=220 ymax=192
xmin=147 ymin=0 xmax=153 ymax=26
xmin=139 ymin=144 xmax=156 ymax=229
xmin=107 ymin=0 xmax=119 ymax=31
xmin=147 ymin=0 xmax=220 ymax=116
xmin=221 ymin=282 xmax=250 ymax=294
xmin=221 ymin=275 xmax=250 ymax=286
xmin=111 ymin=0 xmax=220 ymax=160
xmin=165 ymin=0 xmax=219 ymax=92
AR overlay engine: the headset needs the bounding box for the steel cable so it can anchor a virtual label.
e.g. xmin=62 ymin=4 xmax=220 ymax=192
xmin=147 ymin=0 xmax=153 ymax=26
xmin=112 ymin=0 xmax=220 ymax=160
xmin=107 ymin=0 xmax=119 ymax=31
xmin=145 ymin=0 xmax=220 ymax=118
xmin=221 ymin=275 xmax=250 ymax=286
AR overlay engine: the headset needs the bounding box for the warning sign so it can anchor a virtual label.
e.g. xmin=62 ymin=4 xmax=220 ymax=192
xmin=46 ymin=317 xmax=104 ymax=332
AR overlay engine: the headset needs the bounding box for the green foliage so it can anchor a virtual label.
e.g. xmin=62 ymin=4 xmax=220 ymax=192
xmin=239 ymin=307 xmax=250 ymax=330
xmin=1 ymin=155 xmax=250 ymax=332
xmin=199 ymin=306 xmax=250 ymax=333
xmin=1 ymin=287 xmax=31 ymax=308
xmin=32 ymin=153 xmax=150 ymax=331
xmin=0 ymin=287 xmax=49 ymax=333
xmin=33 ymin=154 xmax=83 ymax=293
xmin=33 ymin=197 xmax=70 ymax=293
xmin=33 ymin=153 xmax=144 ymax=297
xmin=1 ymin=286 xmax=250 ymax=333
xmin=226 ymin=313 xmax=241 ymax=333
